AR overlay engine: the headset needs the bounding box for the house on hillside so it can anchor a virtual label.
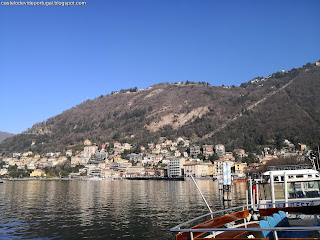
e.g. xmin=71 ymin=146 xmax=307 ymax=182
xmin=203 ymin=145 xmax=214 ymax=158
xmin=215 ymin=144 xmax=225 ymax=158
xmin=30 ymin=169 xmax=45 ymax=177
xmin=233 ymin=149 xmax=246 ymax=158
xmin=190 ymin=145 xmax=201 ymax=158
xmin=113 ymin=141 xmax=121 ymax=149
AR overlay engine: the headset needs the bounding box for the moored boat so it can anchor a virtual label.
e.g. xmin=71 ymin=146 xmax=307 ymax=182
xmin=171 ymin=167 xmax=320 ymax=239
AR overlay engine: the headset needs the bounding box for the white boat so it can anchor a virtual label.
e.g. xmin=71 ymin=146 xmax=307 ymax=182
xmin=170 ymin=168 xmax=320 ymax=239
xmin=257 ymin=168 xmax=320 ymax=208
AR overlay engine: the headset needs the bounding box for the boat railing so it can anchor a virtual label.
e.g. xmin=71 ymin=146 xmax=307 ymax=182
xmin=172 ymin=226 xmax=320 ymax=240
xmin=170 ymin=201 xmax=320 ymax=240
xmin=172 ymin=205 xmax=247 ymax=230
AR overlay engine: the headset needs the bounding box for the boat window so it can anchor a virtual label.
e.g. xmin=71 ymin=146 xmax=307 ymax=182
xmin=288 ymin=181 xmax=320 ymax=199
xmin=305 ymin=181 xmax=320 ymax=198
xmin=281 ymin=176 xmax=284 ymax=182
xmin=296 ymin=175 xmax=303 ymax=178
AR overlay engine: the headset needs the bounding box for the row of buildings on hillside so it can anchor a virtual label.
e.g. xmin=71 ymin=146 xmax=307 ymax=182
xmin=0 ymin=137 xmax=312 ymax=179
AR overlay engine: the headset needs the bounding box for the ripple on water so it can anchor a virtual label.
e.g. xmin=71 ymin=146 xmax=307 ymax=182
xmin=0 ymin=180 xmax=247 ymax=239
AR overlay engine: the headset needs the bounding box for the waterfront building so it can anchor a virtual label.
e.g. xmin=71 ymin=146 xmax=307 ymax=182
xmin=168 ymin=157 xmax=185 ymax=177
xmin=101 ymin=169 xmax=121 ymax=178
xmin=0 ymin=168 xmax=8 ymax=175
xmin=184 ymin=162 xmax=209 ymax=177
xmin=203 ymin=162 xmax=214 ymax=176
xmin=125 ymin=166 xmax=145 ymax=176
xmin=213 ymin=158 xmax=234 ymax=175
xmin=143 ymin=169 xmax=156 ymax=176
xmin=87 ymin=165 xmax=101 ymax=178
xmin=30 ymin=169 xmax=45 ymax=177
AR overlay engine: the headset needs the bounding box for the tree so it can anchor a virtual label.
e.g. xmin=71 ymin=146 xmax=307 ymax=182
xmin=242 ymin=153 xmax=256 ymax=164
xmin=275 ymin=134 xmax=284 ymax=150
xmin=197 ymin=153 xmax=205 ymax=161
xmin=208 ymin=153 xmax=219 ymax=163
xmin=60 ymin=170 xmax=69 ymax=178
xmin=0 ymin=161 xmax=5 ymax=168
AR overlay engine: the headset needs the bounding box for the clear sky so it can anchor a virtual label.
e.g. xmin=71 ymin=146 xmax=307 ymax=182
xmin=1 ymin=0 xmax=319 ymax=134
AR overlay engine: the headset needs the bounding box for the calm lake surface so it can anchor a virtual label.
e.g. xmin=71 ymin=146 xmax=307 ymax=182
xmin=0 ymin=180 xmax=247 ymax=240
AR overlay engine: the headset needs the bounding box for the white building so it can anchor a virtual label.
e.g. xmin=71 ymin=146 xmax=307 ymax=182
xmin=215 ymin=144 xmax=225 ymax=158
xmin=168 ymin=158 xmax=185 ymax=177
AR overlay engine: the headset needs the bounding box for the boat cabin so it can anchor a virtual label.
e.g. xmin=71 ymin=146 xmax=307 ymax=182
xmin=256 ymin=169 xmax=320 ymax=208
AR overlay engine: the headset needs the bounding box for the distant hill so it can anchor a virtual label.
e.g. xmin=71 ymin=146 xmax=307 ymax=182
xmin=0 ymin=132 xmax=15 ymax=143
xmin=1 ymin=61 xmax=320 ymax=155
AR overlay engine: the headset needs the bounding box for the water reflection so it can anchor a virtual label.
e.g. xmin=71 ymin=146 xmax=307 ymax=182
xmin=0 ymin=180 xmax=247 ymax=239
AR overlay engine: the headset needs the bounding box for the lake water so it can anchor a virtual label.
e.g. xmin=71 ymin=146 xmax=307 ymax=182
xmin=0 ymin=180 xmax=247 ymax=240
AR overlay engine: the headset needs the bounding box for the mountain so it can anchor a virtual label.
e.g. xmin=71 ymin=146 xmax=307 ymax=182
xmin=1 ymin=61 xmax=320 ymax=155
xmin=0 ymin=132 xmax=15 ymax=143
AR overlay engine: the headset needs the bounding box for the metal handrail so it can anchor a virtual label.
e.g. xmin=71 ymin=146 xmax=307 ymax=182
xmin=172 ymin=205 xmax=246 ymax=230
xmin=171 ymin=226 xmax=320 ymax=233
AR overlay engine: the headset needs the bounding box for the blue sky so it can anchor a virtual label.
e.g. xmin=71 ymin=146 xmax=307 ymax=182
xmin=1 ymin=0 xmax=319 ymax=134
